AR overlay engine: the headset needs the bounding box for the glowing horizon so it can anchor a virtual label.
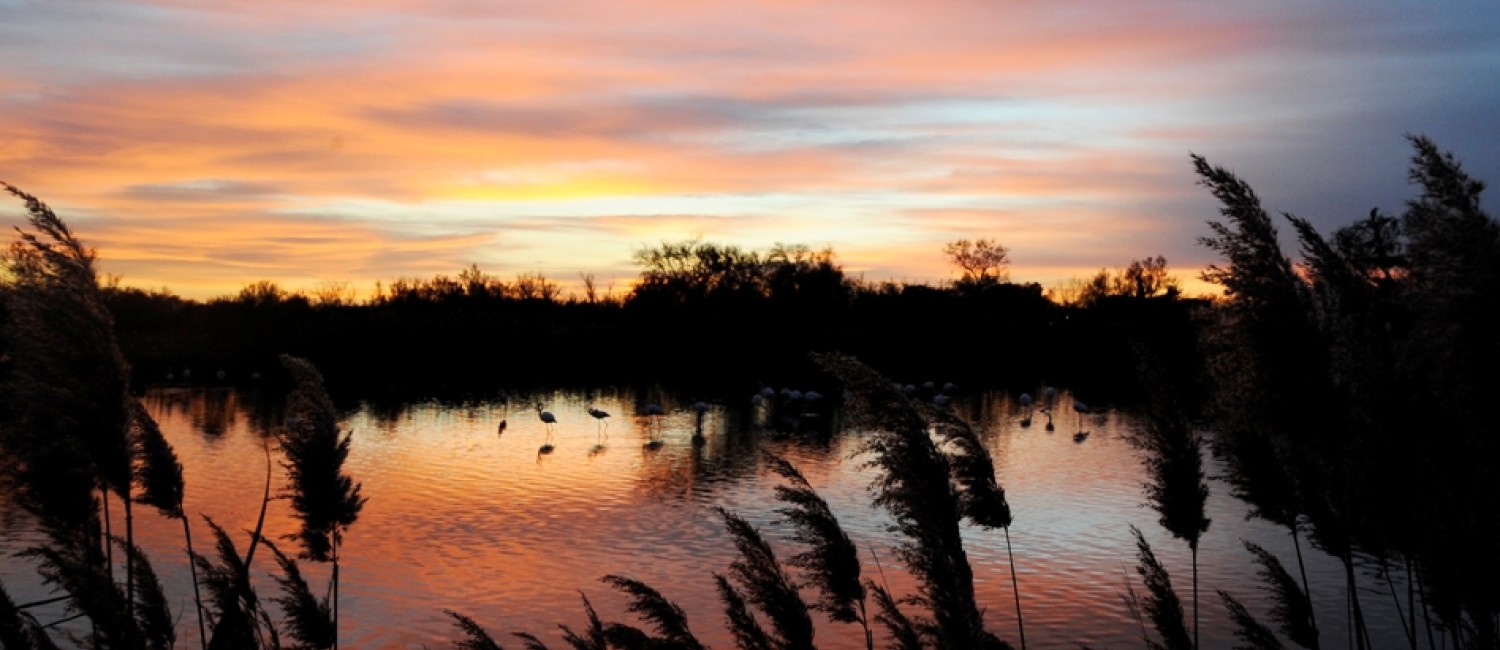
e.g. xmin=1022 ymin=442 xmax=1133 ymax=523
xmin=3 ymin=1 xmax=1497 ymax=300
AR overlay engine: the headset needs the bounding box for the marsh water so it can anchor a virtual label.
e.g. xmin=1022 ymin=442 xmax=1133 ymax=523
xmin=2 ymin=386 xmax=1412 ymax=649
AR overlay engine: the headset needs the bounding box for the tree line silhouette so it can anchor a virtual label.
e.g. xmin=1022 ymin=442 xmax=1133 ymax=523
xmin=96 ymin=237 xmax=1200 ymax=400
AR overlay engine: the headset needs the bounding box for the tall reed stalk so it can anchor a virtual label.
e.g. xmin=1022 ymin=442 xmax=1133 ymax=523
xmin=1127 ymin=352 xmax=1209 ymax=650
xmin=813 ymin=352 xmax=1009 ymax=649
xmin=765 ymin=452 xmax=873 ymax=650
xmin=277 ymin=354 xmax=366 ymax=650
xmin=129 ymin=398 xmax=207 ymax=650
xmin=1 ymin=182 xmax=158 ymax=648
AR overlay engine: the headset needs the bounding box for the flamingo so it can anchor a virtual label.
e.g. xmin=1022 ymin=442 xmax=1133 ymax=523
xmin=588 ymin=407 xmax=610 ymax=443
xmin=1043 ymin=386 xmax=1058 ymax=431
xmin=1019 ymin=393 xmax=1033 ymax=428
xmin=642 ymin=403 xmax=664 ymax=446
xmin=1073 ymin=401 xmax=1089 ymax=433
xmin=934 ymin=394 xmax=951 ymax=407
xmin=538 ymin=408 xmax=557 ymax=446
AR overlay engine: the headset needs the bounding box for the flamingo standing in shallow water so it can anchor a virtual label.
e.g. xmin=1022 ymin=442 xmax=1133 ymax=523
xmin=1019 ymin=393 xmax=1033 ymax=428
xmin=587 ymin=407 xmax=610 ymax=443
xmin=1043 ymin=386 xmax=1058 ymax=431
xmin=642 ymin=403 xmax=665 ymax=448
xmin=537 ymin=408 xmax=557 ymax=452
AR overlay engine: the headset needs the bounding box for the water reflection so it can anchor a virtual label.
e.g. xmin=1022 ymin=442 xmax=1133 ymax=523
xmin=0 ymin=386 xmax=1414 ymax=650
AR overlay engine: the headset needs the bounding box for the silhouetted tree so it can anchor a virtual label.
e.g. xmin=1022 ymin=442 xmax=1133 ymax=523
xmin=943 ymin=238 xmax=1010 ymax=291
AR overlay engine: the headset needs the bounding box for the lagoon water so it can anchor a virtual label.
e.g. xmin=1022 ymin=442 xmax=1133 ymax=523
xmin=2 ymin=386 xmax=1411 ymax=649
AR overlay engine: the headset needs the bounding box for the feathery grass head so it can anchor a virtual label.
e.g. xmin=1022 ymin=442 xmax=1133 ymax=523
xmin=1218 ymin=591 xmax=1287 ymax=650
xmin=265 ymin=539 xmax=335 ymax=650
xmin=558 ymin=592 xmax=606 ymax=650
xmin=444 ymin=610 xmax=506 ymax=650
xmin=513 ymin=631 xmax=552 ymax=650
xmin=22 ymin=538 xmax=138 ymax=650
xmin=1128 ymin=350 xmax=1210 ymax=549
xmin=867 ymin=583 xmax=922 ymax=650
xmin=1128 ymin=526 xmax=1192 ymax=650
xmin=922 ymin=406 xmax=1012 ymax=530
xmin=1 ymin=183 xmax=133 ymax=530
xmin=765 ymin=452 xmax=865 ymax=624
xmin=1243 ymin=541 xmax=1317 ymax=648
xmin=130 ymin=399 xmax=186 ymax=519
xmin=278 ymin=354 xmax=366 ymax=562
xmin=599 ymin=575 xmax=706 ymax=650
xmin=812 ymin=353 xmax=1001 ymax=649
xmin=113 ymin=536 xmax=176 ymax=650
xmin=193 ymin=516 xmax=267 ymax=650
xmin=716 ymin=572 xmax=774 ymax=650
xmin=719 ymin=507 xmax=816 ymax=650
xmin=1 ymin=577 xmax=63 ymax=650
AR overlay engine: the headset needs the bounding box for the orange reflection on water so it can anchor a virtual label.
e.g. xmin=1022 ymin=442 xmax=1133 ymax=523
xmin=0 ymin=385 xmax=1401 ymax=649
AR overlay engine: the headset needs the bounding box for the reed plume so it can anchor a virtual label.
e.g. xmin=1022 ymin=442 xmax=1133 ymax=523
xmin=129 ymin=398 xmax=209 ymax=649
xmin=557 ymin=593 xmax=605 ymax=650
xmin=513 ymin=631 xmax=553 ymax=650
xmin=1128 ymin=350 xmax=1210 ymax=649
xmin=278 ymin=354 xmax=366 ymax=562
xmin=1218 ymin=591 xmax=1286 ymax=650
xmin=194 ymin=516 xmax=269 ymax=650
xmin=114 ymin=536 xmax=175 ymax=650
xmin=812 ymin=352 xmax=1008 ymax=650
xmin=716 ymin=573 xmax=774 ymax=650
xmin=1 ymin=182 xmax=140 ymax=631
xmin=764 ymin=452 xmax=870 ymax=648
xmin=444 ymin=610 xmax=505 ymax=650
xmin=598 ymin=575 xmax=706 ymax=650
xmin=923 ymin=401 xmax=1026 ymax=650
xmin=867 ymin=583 xmax=922 ymax=650
xmin=278 ymin=353 xmax=366 ymax=650
xmin=1128 ymin=526 xmax=1192 ymax=650
xmin=1 ymin=578 xmax=63 ymax=650
xmin=265 ymin=539 xmax=336 ymax=650
xmin=718 ymin=507 xmax=816 ymax=650
xmin=1243 ymin=542 xmax=1318 ymax=649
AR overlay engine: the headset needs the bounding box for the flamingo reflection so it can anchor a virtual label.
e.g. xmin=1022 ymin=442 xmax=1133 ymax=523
xmin=691 ymin=401 xmax=709 ymax=446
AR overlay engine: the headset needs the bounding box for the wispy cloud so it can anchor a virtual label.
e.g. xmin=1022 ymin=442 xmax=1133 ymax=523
xmin=2 ymin=0 xmax=1497 ymax=298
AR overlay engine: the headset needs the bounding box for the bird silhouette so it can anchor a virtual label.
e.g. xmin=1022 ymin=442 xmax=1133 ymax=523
xmin=1019 ymin=393 xmax=1033 ymax=428
xmin=1073 ymin=401 xmax=1089 ymax=433
xmin=1043 ymin=386 xmax=1058 ymax=431
xmin=588 ymin=407 xmax=610 ymax=443
xmin=538 ymin=408 xmax=557 ymax=445
xmin=642 ymin=403 xmax=664 ymax=445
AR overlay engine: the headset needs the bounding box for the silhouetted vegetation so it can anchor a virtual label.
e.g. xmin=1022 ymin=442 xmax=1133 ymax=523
xmin=89 ymin=233 xmax=1199 ymax=401
xmin=1198 ymin=135 xmax=1500 ymax=650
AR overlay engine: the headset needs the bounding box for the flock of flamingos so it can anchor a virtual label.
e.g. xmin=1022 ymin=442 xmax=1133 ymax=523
xmin=495 ymin=383 xmax=1095 ymax=459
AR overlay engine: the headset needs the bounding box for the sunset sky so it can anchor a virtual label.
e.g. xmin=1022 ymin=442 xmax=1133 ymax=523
xmin=3 ymin=1 xmax=1498 ymax=300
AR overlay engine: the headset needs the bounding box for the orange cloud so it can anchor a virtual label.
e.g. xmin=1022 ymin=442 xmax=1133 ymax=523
xmin=4 ymin=1 xmax=1492 ymax=298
